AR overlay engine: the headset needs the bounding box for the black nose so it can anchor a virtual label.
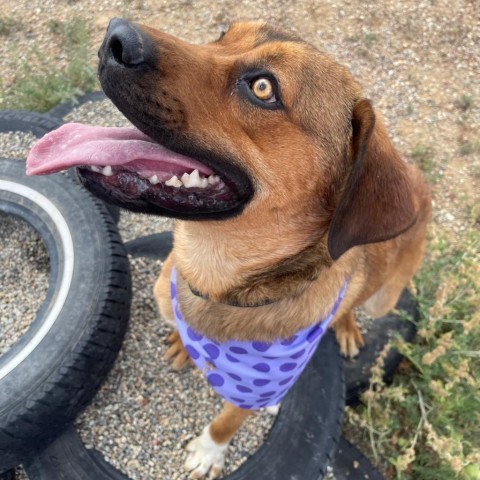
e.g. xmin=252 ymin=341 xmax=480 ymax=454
xmin=102 ymin=18 xmax=151 ymax=67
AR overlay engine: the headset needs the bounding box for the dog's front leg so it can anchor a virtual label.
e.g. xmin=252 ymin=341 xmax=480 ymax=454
xmin=153 ymin=252 xmax=175 ymax=326
xmin=164 ymin=329 xmax=191 ymax=370
xmin=334 ymin=310 xmax=365 ymax=358
xmin=153 ymin=253 xmax=192 ymax=369
xmin=185 ymin=402 xmax=253 ymax=479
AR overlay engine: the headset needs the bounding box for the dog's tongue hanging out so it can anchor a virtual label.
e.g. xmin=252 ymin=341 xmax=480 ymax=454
xmin=25 ymin=122 xmax=249 ymax=217
xmin=26 ymin=123 xmax=215 ymax=183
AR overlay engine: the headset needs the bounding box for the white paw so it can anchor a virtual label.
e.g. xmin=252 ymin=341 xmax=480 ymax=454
xmin=185 ymin=425 xmax=229 ymax=479
xmin=265 ymin=403 xmax=281 ymax=416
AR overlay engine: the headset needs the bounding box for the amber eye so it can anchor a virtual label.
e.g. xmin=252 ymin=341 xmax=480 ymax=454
xmin=250 ymin=77 xmax=276 ymax=102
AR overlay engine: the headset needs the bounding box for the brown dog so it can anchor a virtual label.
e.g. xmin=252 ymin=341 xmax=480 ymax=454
xmin=27 ymin=19 xmax=431 ymax=479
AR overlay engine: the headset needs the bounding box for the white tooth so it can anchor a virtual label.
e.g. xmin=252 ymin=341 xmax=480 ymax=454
xmin=208 ymin=175 xmax=220 ymax=185
xmin=149 ymin=175 xmax=159 ymax=185
xmin=181 ymin=172 xmax=192 ymax=187
xmin=183 ymin=169 xmax=206 ymax=188
xmin=199 ymin=178 xmax=209 ymax=188
xmin=102 ymin=165 xmax=113 ymax=176
xmin=190 ymin=169 xmax=200 ymax=182
xmin=90 ymin=166 xmax=102 ymax=173
xmin=165 ymin=175 xmax=182 ymax=187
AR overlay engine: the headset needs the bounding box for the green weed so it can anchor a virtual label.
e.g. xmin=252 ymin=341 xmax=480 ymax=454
xmin=345 ymin=227 xmax=480 ymax=479
xmin=457 ymin=94 xmax=473 ymax=112
xmin=459 ymin=140 xmax=480 ymax=157
xmin=411 ymin=144 xmax=439 ymax=183
xmin=0 ymin=16 xmax=19 ymax=36
xmin=0 ymin=19 xmax=97 ymax=112
xmin=364 ymin=32 xmax=378 ymax=49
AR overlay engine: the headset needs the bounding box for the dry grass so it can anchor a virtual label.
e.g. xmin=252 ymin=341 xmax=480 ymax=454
xmin=345 ymin=225 xmax=480 ymax=479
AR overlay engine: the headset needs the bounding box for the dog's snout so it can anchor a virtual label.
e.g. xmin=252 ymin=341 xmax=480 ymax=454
xmin=102 ymin=18 xmax=151 ymax=68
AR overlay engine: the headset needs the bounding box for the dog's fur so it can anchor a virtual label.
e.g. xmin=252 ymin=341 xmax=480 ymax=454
xmin=104 ymin=20 xmax=431 ymax=478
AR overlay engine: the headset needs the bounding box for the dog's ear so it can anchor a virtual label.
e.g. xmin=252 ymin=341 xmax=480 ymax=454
xmin=327 ymin=99 xmax=417 ymax=260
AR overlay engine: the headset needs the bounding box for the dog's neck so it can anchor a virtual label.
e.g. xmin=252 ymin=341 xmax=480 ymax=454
xmin=173 ymin=213 xmax=332 ymax=307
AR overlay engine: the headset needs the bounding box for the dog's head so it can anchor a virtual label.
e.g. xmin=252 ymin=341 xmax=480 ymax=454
xmin=28 ymin=20 xmax=418 ymax=260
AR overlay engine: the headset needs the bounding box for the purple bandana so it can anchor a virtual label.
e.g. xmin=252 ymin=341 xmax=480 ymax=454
xmin=171 ymin=267 xmax=347 ymax=410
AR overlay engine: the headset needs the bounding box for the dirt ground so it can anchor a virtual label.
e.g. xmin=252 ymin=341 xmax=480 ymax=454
xmin=1 ymin=0 xmax=479 ymax=478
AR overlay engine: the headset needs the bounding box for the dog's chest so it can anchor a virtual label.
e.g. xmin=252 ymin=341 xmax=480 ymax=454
xmin=170 ymin=267 xmax=346 ymax=410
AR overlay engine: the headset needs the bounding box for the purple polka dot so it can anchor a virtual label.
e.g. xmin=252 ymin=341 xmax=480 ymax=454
xmin=258 ymin=401 xmax=270 ymax=408
xmin=185 ymin=344 xmax=200 ymax=360
xmin=260 ymin=391 xmax=276 ymax=398
xmin=236 ymin=385 xmax=252 ymax=393
xmin=203 ymin=343 xmax=220 ymax=359
xmin=239 ymin=404 xmax=253 ymax=409
xmin=281 ymin=335 xmax=298 ymax=346
xmin=280 ymin=362 xmax=297 ymax=372
xmin=227 ymin=372 xmax=242 ymax=381
xmin=252 ymin=342 xmax=271 ymax=352
xmin=230 ymin=397 xmax=245 ymax=403
xmin=253 ymin=379 xmax=271 ymax=387
xmin=278 ymin=376 xmax=293 ymax=386
xmin=175 ymin=305 xmax=182 ymax=319
xmin=229 ymin=346 xmax=248 ymax=354
xmin=207 ymin=373 xmax=225 ymax=387
xmin=226 ymin=354 xmax=240 ymax=363
xmin=187 ymin=327 xmax=203 ymax=341
xmin=307 ymin=325 xmax=323 ymax=343
xmin=170 ymin=282 xmax=177 ymax=297
xmin=290 ymin=349 xmax=306 ymax=359
xmin=253 ymin=363 xmax=270 ymax=373
xmin=263 ymin=356 xmax=278 ymax=360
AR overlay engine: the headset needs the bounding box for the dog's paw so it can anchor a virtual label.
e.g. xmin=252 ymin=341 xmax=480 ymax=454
xmin=264 ymin=403 xmax=281 ymax=416
xmin=335 ymin=323 xmax=365 ymax=359
xmin=185 ymin=426 xmax=228 ymax=479
xmin=164 ymin=330 xmax=191 ymax=370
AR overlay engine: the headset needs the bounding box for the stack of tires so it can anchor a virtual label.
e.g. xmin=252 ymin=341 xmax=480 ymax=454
xmin=0 ymin=109 xmax=131 ymax=477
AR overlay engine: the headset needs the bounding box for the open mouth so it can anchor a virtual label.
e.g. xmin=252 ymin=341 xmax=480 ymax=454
xmin=26 ymin=123 xmax=252 ymax=219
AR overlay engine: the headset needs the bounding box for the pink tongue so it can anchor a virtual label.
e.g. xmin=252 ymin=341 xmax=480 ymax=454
xmin=26 ymin=123 xmax=213 ymax=178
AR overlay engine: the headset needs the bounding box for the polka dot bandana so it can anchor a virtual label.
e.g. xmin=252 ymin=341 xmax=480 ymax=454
xmin=171 ymin=267 xmax=347 ymax=410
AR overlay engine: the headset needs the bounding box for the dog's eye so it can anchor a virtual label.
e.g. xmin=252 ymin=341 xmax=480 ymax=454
xmin=250 ymin=77 xmax=276 ymax=103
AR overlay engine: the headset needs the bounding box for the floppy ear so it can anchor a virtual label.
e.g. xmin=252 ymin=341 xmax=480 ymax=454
xmin=327 ymin=99 xmax=417 ymax=260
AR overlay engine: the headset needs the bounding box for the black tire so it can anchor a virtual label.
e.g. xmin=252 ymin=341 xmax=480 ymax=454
xmin=23 ymin=331 xmax=344 ymax=480
xmin=124 ymin=232 xmax=173 ymax=259
xmin=330 ymin=437 xmax=384 ymax=479
xmin=0 ymin=158 xmax=131 ymax=473
xmin=24 ymin=425 xmax=130 ymax=480
xmin=345 ymin=289 xmax=418 ymax=405
xmin=0 ymin=470 xmax=15 ymax=480
xmin=0 ymin=110 xmax=120 ymax=223
xmin=0 ymin=110 xmax=62 ymax=136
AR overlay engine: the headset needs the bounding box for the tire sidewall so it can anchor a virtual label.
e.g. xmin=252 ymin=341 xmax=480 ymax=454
xmin=0 ymin=159 xmax=130 ymax=469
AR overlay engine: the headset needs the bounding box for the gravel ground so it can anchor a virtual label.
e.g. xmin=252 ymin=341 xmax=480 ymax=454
xmin=1 ymin=0 xmax=479 ymax=479
xmin=0 ymin=214 xmax=49 ymax=356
